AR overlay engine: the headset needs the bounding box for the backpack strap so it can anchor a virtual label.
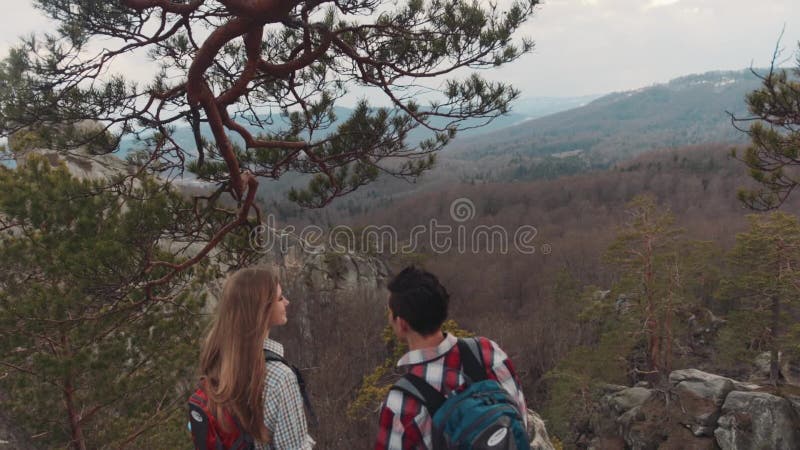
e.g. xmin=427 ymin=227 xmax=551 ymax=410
xmin=264 ymin=349 xmax=318 ymax=427
xmin=394 ymin=373 xmax=448 ymax=415
xmin=228 ymin=414 xmax=254 ymax=449
xmin=456 ymin=337 xmax=487 ymax=383
xmin=188 ymin=391 xmax=225 ymax=450
xmin=390 ymin=337 xmax=488 ymax=416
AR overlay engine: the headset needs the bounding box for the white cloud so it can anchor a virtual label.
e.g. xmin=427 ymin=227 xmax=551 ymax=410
xmin=646 ymin=0 xmax=681 ymax=8
xmin=1 ymin=0 xmax=800 ymax=99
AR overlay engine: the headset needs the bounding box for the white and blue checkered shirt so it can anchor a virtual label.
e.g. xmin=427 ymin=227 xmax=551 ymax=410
xmin=256 ymin=338 xmax=315 ymax=450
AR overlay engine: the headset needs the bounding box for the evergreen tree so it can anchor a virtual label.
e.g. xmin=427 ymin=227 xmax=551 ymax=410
xmin=604 ymin=194 xmax=684 ymax=379
xmin=734 ymin=42 xmax=800 ymax=209
xmin=717 ymin=212 xmax=800 ymax=385
xmin=0 ymin=0 xmax=540 ymax=283
xmin=0 ymin=156 xmax=215 ymax=449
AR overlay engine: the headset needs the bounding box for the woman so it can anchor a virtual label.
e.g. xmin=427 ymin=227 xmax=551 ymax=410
xmin=198 ymin=266 xmax=315 ymax=449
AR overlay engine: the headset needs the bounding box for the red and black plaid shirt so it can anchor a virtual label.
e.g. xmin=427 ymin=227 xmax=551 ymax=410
xmin=374 ymin=333 xmax=527 ymax=450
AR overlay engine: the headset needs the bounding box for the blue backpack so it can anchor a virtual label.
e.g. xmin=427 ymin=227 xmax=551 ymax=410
xmin=392 ymin=338 xmax=530 ymax=450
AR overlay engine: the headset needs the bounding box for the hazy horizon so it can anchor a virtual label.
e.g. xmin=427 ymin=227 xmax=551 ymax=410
xmin=1 ymin=1 xmax=798 ymax=105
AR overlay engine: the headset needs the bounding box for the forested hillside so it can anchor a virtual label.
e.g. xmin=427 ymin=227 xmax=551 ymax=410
xmin=329 ymin=142 xmax=800 ymax=445
xmin=249 ymin=69 xmax=764 ymax=223
xmin=2 ymin=0 xmax=799 ymax=447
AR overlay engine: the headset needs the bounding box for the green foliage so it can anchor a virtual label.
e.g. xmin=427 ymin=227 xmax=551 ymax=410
xmin=8 ymin=122 xmax=117 ymax=155
xmin=509 ymin=154 xmax=592 ymax=181
xmin=541 ymin=196 xmax=724 ymax=442
xmin=603 ymin=194 xmax=686 ymax=376
xmin=0 ymin=0 xmax=539 ymax=208
xmin=541 ymin=327 xmax=635 ymax=443
xmin=0 ymin=156 xmax=212 ymax=448
xmin=715 ymin=212 xmax=800 ymax=381
xmin=735 ymin=44 xmax=800 ymax=209
xmin=347 ymin=320 xmax=474 ymax=419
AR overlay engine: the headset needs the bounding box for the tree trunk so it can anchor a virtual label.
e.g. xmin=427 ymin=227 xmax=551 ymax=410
xmin=770 ymin=295 xmax=780 ymax=386
xmin=644 ymin=237 xmax=660 ymax=380
xmin=61 ymin=333 xmax=86 ymax=450
xmin=64 ymin=376 xmax=87 ymax=450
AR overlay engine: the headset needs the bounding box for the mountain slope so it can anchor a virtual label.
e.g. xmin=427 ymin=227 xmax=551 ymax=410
xmin=446 ymin=69 xmax=764 ymax=163
xmin=118 ymin=96 xmax=599 ymax=158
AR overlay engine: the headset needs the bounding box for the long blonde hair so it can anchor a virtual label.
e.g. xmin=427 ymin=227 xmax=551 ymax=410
xmin=199 ymin=266 xmax=279 ymax=442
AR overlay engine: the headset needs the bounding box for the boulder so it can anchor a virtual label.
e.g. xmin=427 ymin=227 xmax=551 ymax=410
xmin=752 ymin=352 xmax=774 ymax=381
xmin=607 ymin=387 xmax=653 ymax=414
xmin=751 ymin=351 xmax=800 ymax=386
xmin=14 ymin=147 xmax=132 ymax=182
xmin=659 ymin=425 xmax=718 ymax=450
xmin=670 ymin=369 xmax=735 ymax=433
xmin=780 ymin=353 xmax=800 ymax=387
xmin=527 ymin=409 xmax=556 ymax=450
xmin=715 ymin=391 xmax=800 ymax=450
xmin=587 ymin=436 xmax=626 ymax=450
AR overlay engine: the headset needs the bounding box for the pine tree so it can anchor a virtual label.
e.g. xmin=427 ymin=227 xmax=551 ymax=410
xmin=734 ymin=41 xmax=800 ymax=210
xmin=718 ymin=211 xmax=800 ymax=385
xmin=604 ymin=194 xmax=684 ymax=380
xmin=0 ymin=156 xmax=216 ymax=448
xmin=0 ymin=0 xmax=540 ymax=283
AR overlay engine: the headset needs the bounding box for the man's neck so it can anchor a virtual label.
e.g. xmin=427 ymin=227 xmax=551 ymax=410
xmin=406 ymin=330 xmax=446 ymax=351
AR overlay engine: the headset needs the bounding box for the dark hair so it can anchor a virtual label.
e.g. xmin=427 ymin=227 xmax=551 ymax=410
xmin=388 ymin=266 xmax=449 ymax=336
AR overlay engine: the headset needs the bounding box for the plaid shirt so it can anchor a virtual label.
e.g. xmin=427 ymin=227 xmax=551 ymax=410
xmin=257 ymin=339 xmax=315 ymax=450
xmin=374 ymin=333 xmax=527 ymax=450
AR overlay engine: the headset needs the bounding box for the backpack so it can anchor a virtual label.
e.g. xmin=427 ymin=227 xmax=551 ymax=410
xmin=188 ymin=350 xmax=316 ymax=450
xmin=188 ymin=384 xmax=255 ymax=450
xmin=391 ymin=337 xmax=530 ymax=450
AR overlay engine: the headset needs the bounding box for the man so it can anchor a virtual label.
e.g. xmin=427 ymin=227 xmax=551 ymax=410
xmin=374 ymin=266 xmax=528 ymax=450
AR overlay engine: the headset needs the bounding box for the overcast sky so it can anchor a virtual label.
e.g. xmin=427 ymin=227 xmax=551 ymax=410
xmin=1 ymin=0 xmax=798 ymax=101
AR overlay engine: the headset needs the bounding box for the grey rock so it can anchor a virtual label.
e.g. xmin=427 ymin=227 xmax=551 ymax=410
xmin=600 ymin=383 xmax=628 ymax=394
xmin=752 ymin=352 xmax=774 ymax=381
xmin=730 ymin=381 xmax=761 ymax=392
xmin=15 ymin=147 xmax=132 ymax=182
xmin=715 ymin=391 xmax=800 ymax=450
xmin=527 ymin=409 xmax=556 ymax=450
xmin=780 ymin=353 xmax=800 ymax=387
xmin=607 ymin=387 xmax=653 ymax=414
xmin=617 ymin=405 xmax=645 ymax=428
xmin=690 ymin=425 xmax=715 ymax=437
xmin=786 ymin=394 xmax=800 ymax=419
xmin=670 ymin=369 xmax=735 ymax=429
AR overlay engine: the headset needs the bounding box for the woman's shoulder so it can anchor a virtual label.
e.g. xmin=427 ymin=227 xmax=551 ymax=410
xmin=264 ymin=358 xmax=297 ymax=387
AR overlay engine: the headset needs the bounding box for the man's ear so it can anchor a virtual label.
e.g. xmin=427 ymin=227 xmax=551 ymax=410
xmin=396 ymin=316 xmax=411 ymax=334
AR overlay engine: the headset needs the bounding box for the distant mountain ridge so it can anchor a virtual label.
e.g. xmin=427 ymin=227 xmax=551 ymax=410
xmin=446 ymin=69 xmax=764 ymax=164
xmin=117 ymin=95 xmax=595 ymax=159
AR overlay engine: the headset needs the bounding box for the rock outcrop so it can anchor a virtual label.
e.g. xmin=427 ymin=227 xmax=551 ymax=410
xmin=13 ymin=142 xmax=133 ymax=182
xmin=588 ymin=369 xmax=800 ymax=450
xmin=529 ymin=410 xmax=557 ymax=450
xmin=715 ymin=391 xmax=800 ymax=450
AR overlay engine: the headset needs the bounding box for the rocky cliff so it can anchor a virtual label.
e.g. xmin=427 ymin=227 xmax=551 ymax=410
xmin=588 ymin=368 xmax=800 ymax=449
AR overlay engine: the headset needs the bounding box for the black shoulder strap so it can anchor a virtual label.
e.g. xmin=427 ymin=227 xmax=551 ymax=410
xmin=189 ymin=395 xmax=212 ymax=450
xmin=228 ymin=414 xmax=254 ymax=449
xmin=264 ymin=349 xmax=318 ymax=427
xmin=390 ymin=337 xmax=489 ymax=415
xmin=264 ymin=349 xmax=287 ymax=365
xmin=188 ymin=392 xmax=224 ymax=450
xmin=457 ymin=337 xmax=487 ymax=383
xmin=394 ymin=373 xmax=447 ymax=415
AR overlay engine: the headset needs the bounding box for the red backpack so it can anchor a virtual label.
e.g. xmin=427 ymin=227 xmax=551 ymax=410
xmin=188 ymin=383 xmax=256 ymax=450
xmin=188 ymin=350 xmax=315 ymax=449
